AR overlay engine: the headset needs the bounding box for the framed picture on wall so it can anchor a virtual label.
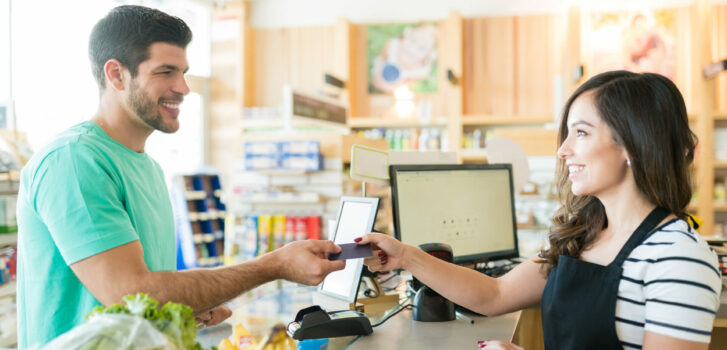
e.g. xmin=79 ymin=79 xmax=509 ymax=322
xmin=367 ymin=22 xmax=439 ymax=94
xmin=583 ymin=10 xmax=677 ymax=80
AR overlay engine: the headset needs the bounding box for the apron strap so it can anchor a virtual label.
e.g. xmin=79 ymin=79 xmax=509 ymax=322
xmin=611 ymin=206 xmax=670 ymax=266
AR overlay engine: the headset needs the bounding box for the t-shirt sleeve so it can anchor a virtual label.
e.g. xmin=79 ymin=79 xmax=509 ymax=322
xmin=642 ymin=240 xmax=722 ymax=343
xmin=29 ymin=144 xmax=139 ymax=265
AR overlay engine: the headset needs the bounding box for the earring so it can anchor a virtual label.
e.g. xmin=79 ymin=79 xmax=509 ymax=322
xmin=627 ymin=160 xmax=631 ymax=166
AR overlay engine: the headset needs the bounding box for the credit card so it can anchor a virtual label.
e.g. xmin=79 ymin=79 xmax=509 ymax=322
xmin=327 ymin=243 xmax=373 ymax=261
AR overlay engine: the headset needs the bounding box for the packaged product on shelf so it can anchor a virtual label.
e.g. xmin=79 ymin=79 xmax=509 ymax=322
xmin=284 ymin=217 xmax=295 ymax=245
xmin=244 ymin=141 xmax=280 ymax=155
xmin=272 ymin=215 xmax=286 ymax=249
xmin=243 ymin=215 xmax=258 ymax=259
xmin=244 ymin=154 xmax=279 ymax=171
xmin=279 ymin=153 xmax=322 ymax=171
xmin=279 ymin=140 xmax=319 ymax=154
xmin=306 ymin=216 xmax=321 ymax=240
xmin=257 ymin=215 xmax=273 ymax=253
xmin=293 ymin=217 xmax=307 ymax=241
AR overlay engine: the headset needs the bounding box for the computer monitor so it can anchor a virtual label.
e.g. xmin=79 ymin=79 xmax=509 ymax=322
xmin=389 ymin=164 xmax=518 ymax=264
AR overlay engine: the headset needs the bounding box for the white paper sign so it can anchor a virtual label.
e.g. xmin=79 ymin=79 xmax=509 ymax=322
xmin=350 ymin=144 xmax=389 ymax=185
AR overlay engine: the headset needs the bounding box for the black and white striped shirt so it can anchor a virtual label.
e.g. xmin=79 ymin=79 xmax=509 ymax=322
xmin=615 ymin=218 xmax=722 ymax=348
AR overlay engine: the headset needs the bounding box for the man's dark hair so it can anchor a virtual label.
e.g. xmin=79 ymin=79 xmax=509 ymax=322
xmin=89 ymin=5 xmax=192 ymax=90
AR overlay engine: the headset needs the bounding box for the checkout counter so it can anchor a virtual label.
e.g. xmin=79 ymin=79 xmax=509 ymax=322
xmin=197 ymin=279 xmax=521 ymax=350
xmin=198 ymin=280 xmax=727 ymax=350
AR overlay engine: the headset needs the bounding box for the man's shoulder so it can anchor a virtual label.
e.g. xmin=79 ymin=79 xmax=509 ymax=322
xmin=22 ymin=122 xmax=110 ymax=178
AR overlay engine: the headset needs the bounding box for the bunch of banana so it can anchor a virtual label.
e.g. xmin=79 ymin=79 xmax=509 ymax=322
xmin=218 ymin=324 xmax=257 ymax=350
xmin=255 ymin=323 xmax=296 ymax=350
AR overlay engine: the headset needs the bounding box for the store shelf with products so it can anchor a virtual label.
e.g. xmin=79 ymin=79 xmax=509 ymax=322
xmin=172 ymin=173 xmax=228 ymax=269
xmin=225 ymin=132 xmax=389 ymax=264
xmin=347 ymin=116 xmax=449 ymax=128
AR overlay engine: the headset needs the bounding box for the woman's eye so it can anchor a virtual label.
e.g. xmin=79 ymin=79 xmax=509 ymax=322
xmin=576 ymin=129 xmax=587 ymax=137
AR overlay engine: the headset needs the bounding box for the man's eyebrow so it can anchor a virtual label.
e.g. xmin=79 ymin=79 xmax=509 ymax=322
xmin=154 ymin=64 xmax=189 ymax=73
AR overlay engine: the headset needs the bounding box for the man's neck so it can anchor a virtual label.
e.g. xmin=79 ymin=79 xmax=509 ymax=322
xmin=93 ymin=94 xmax=153 ymax=153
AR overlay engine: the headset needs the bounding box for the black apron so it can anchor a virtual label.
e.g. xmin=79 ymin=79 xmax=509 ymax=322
xmin=541 ymin=207 xmax=669 ymax=350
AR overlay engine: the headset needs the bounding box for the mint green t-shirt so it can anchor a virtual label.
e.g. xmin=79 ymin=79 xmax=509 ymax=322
xmin=16 ymin=121 xmax=175 ymax=348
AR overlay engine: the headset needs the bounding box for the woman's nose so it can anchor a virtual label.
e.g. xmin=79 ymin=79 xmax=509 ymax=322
xmin=557 ymin=140 xmax=571 ymax=159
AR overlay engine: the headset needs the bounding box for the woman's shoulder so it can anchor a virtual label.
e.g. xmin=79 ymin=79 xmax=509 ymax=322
xmin=643 ymin=217 xmax=711 ymax=248
xmin=634 ymin=217 xmax=720 ymax=286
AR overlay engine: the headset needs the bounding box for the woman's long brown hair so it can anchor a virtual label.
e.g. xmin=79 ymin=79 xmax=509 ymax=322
xmin=539 ymin=71 xmax=697 ymax=275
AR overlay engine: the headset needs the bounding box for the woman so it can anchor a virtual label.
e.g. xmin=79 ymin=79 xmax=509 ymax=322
xmin=356 ymin=71 xmax=721 ymax=350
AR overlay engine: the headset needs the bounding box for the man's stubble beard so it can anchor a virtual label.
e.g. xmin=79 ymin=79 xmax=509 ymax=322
xmin=127 ymin=80 xmax=178 ymax=134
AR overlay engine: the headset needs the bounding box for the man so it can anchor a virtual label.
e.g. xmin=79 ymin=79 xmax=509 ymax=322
xmin=16 ymin=5 xmax=345 ymax=348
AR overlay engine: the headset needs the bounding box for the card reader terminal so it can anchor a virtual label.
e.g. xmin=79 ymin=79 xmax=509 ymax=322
xmin=287 ymin=305 xmax=373 ymax=340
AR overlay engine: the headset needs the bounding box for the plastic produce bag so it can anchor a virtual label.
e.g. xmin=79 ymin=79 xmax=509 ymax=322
xmin=41 ymin=313 xmax=181 ymax=350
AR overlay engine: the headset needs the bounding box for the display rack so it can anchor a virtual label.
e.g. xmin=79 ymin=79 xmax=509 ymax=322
xmin=173 ymin=173 xmax=227 ymax=269
xmin=223 ymin=133 xmax=388 ymax=263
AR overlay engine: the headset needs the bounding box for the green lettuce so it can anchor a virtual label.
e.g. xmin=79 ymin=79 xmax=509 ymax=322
xmin=86 ymin=293 xmax=214 ymax=350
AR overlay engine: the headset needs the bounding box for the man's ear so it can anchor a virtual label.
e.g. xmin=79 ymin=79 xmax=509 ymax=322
xmin=104 ymin=59 xmax=127 ymax=91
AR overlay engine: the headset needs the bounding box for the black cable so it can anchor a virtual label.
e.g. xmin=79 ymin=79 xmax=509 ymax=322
xmin=371 ymin=304 xmax=414 ymax=327
xmin=377 ymin=270 xmax=400 ymax=284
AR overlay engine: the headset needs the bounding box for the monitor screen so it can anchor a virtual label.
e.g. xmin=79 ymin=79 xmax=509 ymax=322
xmin=390 ymin=164 xmax=518 ymax=264
xmin=319 ymin=196 xmax=379 ymax=302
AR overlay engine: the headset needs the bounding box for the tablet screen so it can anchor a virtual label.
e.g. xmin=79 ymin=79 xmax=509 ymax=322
xmin=319 ymin=196 xmax=379 ymax=302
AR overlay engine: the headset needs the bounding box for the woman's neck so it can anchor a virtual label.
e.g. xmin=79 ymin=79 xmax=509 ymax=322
xmin=597 ymin=181 xmax=655 ymax=237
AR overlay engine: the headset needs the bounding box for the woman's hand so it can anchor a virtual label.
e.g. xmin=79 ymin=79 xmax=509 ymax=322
xmin=355 ymin=233 xmax=410 ymax=272
xmin=477 ymin=340 xmax=524 ymax=349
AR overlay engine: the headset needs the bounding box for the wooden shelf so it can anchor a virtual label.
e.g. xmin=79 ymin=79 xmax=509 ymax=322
xmin=250 ymin=169 xmax=310 ymax=176
xmin=462 ymin=115 xmax=553 ymax=126
xmin=715 ymin=160 xmax=727 ymax=169
xmin=242 ymin=193 xmax=321 ymax=204
xmin=185 ymin=190 xmax=207 ymax=200
xmin=459 ymin=149 xmax=488 ymax=162
xmin=348 ymin=117 xmax=448 ymax=128
xmin=713 ymin=112 xmax=727 ymax=120
xmin=240 ymin=119 xmax=286 ymax=129
xmin=685 ymin=202 xmax=727 ymax=212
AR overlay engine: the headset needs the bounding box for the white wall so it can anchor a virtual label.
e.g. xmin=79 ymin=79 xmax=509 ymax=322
xmin=249 ymin=0 xmax=702 ymax=28
xmin=12 ymin=0 xmax=115 ymax=147
xmin=0 ymin=1 xmax=9 ymax=104
xmin=11 ymin=0 xmax=210 ymax=176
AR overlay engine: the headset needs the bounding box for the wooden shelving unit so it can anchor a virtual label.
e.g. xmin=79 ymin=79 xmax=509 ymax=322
xmin=211 ymin=0 xmax=727 ymax=236
xmin=347 ymin=117 xmax=448 ymax=128
xmin=461 ymin=115 xmax=554 ymax=126
xmin=713 ymin=112 xmax=727 ymax=120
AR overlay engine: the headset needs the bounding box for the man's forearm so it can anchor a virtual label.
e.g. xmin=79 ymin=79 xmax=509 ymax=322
xmin=135 ymin=252 xmax=282 ymax=313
